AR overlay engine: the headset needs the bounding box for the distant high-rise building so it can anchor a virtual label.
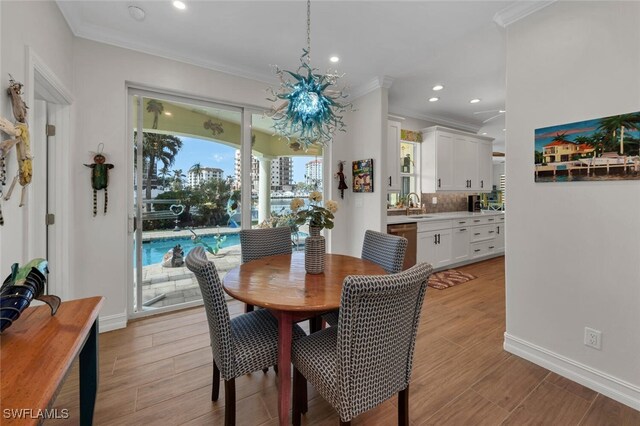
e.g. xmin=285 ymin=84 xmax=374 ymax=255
xmin=305 ymin=159 xmax=323 ymax=189
xmin=188 ymin=167 xmax=224 ymax=188
xmin=234 ymin=150 xmax=294 ymax=192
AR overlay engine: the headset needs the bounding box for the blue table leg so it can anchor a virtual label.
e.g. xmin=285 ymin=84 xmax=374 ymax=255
xmin=79 ymin=319 xmax=99 ymax=425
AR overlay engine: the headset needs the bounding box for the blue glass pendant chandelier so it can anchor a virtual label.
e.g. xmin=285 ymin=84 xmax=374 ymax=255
xmin=267 ymin=0 xmax=351 ymax=150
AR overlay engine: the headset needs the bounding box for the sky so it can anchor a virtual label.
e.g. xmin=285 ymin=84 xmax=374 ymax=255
xmin=170 ymin=137 xmax=317 ymax=182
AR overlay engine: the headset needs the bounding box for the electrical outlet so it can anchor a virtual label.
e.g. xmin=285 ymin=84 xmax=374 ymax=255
xmin=432 ymin=197 xmax=438 ymax=205
xmin=584 ymin=327 xmax=602 ymax=350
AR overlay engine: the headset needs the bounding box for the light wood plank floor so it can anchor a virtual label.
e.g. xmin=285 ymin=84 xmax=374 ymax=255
xmin=48 ymin=257 xmax=639 ymax=425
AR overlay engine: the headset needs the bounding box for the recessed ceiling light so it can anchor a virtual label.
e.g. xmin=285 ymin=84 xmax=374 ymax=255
xmin=482 ymin=132 xmax=488 ymax=135
xmin=502 ymin=128 xmax=506 ymax=131
xmin=173 ymin=1 xmax=186 ymax=10
xmin=432 ymin=84 xmax=444 ymax=91
xmin=164 ymin=111 xmax=172 ymax=116
xmin=128 ymin=5 xmax=146 ymax=21
xmin=499 ymin=110 xmax=506 ymax=113
xmin=428 ymin=97 xmax=439 ymax=102
xmin=329 ymin=56 xmax=340 ymax=63
xmin=470 ymin=98 xmax=481 ymax=104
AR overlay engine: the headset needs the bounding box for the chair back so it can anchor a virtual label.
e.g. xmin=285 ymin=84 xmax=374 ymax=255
xmin=336 ymin=262 xmax=432 ymax=420
xmin=185 ymin=247 xmax=235 ymax=379
xmin=239 ymin=227 xmax=292 ymax=263
xmin=361 ymin=230 xmax=408 ymax=274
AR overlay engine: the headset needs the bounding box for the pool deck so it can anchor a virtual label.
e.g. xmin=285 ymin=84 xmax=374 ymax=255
xmin=141 ymin=244 xmax=241 ymax=308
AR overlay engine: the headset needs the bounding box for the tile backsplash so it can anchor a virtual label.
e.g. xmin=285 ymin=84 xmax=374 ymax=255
xmin=421 ymin=192 xmax=469 ymax=213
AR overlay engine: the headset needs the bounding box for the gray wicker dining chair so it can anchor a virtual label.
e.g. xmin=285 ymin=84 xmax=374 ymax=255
xmin=239 ymin=227 xmax=292 ymax=313
xmin=292 ymin=262 xmax=432 ymax=426
xmin=185 ymin=246 xmax=305 ymax=426
xmin=323 ymin=230 xmax=408 ymax=326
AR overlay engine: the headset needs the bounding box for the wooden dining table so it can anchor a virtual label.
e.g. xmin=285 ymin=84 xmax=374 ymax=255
xmin=222 ymin=252 xmax=385 ymax=426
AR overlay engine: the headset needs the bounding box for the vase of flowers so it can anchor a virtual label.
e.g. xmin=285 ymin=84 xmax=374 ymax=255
xmin=291 ymin=191 xmax=338 ymax=274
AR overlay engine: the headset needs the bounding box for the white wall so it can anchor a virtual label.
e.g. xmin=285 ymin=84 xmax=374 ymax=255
xmin=504 ymin=1 xmax=640 ymax=409
xmin=0 ymin=1 xmax=74 ymax=275
xmin=329 ymin=88 xmax=387 ymax=256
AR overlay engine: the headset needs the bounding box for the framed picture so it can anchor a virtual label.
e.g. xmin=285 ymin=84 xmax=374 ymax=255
xmin=534 ymin=111 xmax=640 ymax=182
xmin=352 ymin=158 xmax=374 ymax=192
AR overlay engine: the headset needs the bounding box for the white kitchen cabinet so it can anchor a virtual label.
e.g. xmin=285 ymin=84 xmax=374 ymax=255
xmin=495 ymin=223 xmax=505 ymax=251
xmin=421 ymin=129 xmax=455 ymax=191
xmin=451 ymin=226 xmax=470 ymax=263
xmin=475 ymin=140 xmax=493 ymax=191
xmin=421 ymin=126 xmax=494 ymax=192
xmin=417 ymin=229 xmax=452 ymax=268
xmin=386 ymin=120 xmax=402 ymax=191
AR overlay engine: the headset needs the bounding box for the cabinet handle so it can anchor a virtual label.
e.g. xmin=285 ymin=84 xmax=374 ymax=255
xmin=474 ymin=219 xmax=481 ymax=223
xmin=481 ymin=180 xmax=484 ymax=188
xmin=488 ymin=218 xmax=494 ymax=222
xmin=474 ymin=232 xmax=481 ymax=236
xmin=489 ymin=230 xmax=495 ymax=234
xmin=469 ymin=180 xmax=472 ymax=188
xmin=389 ymin=176 xmax=392 ymax=187
xmin=474 ymin=249 xmax=481 ymax=252
xmin=497 ymin=226 xmax=500 ymax=234
xmin=458 ymin=221 xmax=466 ymax=224
xmin=489 ymin=246 xmax=495 ymax=249
xmin=459 ymin=228 xmax=467 ymax=231
xmin=434 ymin=234 xmax=438 ymax=244
xmin=437 ymin=233 xmax=440 ymax=244
xmin=438 ymin=178 xmax=441 ymax=188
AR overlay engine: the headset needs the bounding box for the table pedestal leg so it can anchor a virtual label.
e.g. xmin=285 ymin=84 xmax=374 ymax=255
xmin=79 ymin=319 xmax=99 ymax=425
xmin=276 ymin=312 xmax=292 ymax=426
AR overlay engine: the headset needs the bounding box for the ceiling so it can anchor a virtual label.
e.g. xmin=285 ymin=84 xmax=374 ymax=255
xmin=56 ymin=1 xmax=552 ymax=152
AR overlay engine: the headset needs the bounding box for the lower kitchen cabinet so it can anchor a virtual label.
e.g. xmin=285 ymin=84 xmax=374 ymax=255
xmin=417 ymin=229 xmax=452 ymax=269
xmin=452 ymin=226 xmax=470 ymax=263
xmin=495 ymin=223 xmax=505 ymax=251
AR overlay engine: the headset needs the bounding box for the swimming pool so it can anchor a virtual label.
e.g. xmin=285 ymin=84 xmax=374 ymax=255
xmin=140 ymin=232 xmax=307 ymax=266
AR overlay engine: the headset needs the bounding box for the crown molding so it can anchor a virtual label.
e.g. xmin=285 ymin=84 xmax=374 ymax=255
xmin=493 ymin=1 xmax=557 ymax=28
xmin=390 ymin=107 xmax=481 ymax=133
xmin=56 ymin=2 xmax=277 ymax=85
xmin=350 ymin=75 xmax=394 ymax=100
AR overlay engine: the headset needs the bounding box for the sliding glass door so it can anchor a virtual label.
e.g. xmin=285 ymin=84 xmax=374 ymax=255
xmin=129 ymin=89 xmax=244 ymax=316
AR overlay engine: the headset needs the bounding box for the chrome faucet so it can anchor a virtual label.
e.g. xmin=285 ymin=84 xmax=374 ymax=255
xmin=405 ymin=192 xmax=421 ymax=212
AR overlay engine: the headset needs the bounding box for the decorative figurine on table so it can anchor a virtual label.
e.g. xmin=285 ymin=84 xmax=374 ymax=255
xmin=335 ymin=161 xmax=348 ymax=199
xmin=84 ymin=143 xmax=114 ymax=216
xmin=0 ymin=75 xmax=32 ymax=210
xmin=0 ymin=259 xmax=61 ymax=333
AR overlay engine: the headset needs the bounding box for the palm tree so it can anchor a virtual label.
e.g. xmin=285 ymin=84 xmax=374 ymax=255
xmin=146 ymin=99 xmax=164 ymax=130
xmin=172 ymin=169 xmax=186 ymax=191
xmin=597 ymin=113 xmax=640 ymax=154
xmin=159 ymin=165 xmax=171 ymax=189
xmin=143 ymin=133 xmax=183 ymax=206
xmin=190 ymin=163 xmax=203 ymax=187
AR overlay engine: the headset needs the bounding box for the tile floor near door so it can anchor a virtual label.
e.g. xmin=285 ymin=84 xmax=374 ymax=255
xmin=49 ymin=257 xmax=639 ymax=425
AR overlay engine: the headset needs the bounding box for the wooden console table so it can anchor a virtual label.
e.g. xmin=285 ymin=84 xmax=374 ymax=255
xmin=0 ymin=296 xmax=104 ymax=425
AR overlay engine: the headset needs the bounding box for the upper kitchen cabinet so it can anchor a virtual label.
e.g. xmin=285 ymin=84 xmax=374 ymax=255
xmin=421 ymin=126 xmax=494 ymax=192
xmin=386 ymin=120 xmax=402 ymax=191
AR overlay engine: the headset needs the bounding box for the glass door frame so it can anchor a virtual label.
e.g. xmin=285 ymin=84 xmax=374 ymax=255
xmin=127 ymin=86 xmax=251 ymax=319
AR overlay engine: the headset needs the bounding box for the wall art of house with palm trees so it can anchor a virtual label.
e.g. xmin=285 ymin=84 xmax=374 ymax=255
xmin=534 ymin=111 xmax=640 ymax=182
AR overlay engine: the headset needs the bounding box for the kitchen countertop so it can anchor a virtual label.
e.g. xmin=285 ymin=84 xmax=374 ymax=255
xmin=386 ymin=210 xmax=505 ymax=225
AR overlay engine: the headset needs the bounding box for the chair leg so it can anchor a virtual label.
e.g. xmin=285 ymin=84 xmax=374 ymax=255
xmin=212 ymin=362 xmax=220 ymax=401
xmin=309 ymin=316 xmax=322 ymax=333
xmin=398 ymin=385 xmax=409 ymax=426
xmin=245 ymin=303 xmax=254 ymax=313
xmin=292 ymin=367 xmax=307 ymax=426
xmin=340 ymin=421 xmax=351 ymax=426
xmin=224 ymin=378 xmax=236 ymax=426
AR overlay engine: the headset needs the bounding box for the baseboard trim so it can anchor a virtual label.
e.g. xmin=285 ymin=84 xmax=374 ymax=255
xmin=504 ymin=333 xmax=640 ymax=410
xmin=99 ymin=310 xmax=127 ymax=333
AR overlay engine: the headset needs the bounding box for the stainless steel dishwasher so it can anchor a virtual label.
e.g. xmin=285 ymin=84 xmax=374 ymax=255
xmin=387 ymin=222 xmax=417 ymax=270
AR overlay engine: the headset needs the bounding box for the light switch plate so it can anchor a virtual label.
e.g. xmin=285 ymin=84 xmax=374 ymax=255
xmin=432 ymin=197 xmax=438 ymax=204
